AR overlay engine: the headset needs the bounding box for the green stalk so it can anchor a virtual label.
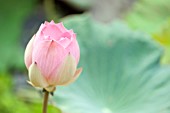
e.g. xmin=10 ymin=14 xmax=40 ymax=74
xmin=42 ymin=91 xmax=49 ymax=113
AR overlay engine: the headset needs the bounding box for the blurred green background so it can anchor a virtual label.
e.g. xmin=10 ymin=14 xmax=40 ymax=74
xmin=0 ymin=0 xmax=170 ymax=113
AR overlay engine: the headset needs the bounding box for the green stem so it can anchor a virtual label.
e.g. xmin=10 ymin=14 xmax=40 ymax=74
xmin=42 ymin=90 xmax=49 ymax=113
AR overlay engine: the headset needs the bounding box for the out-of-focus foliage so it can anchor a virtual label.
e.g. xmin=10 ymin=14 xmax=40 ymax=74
xmin=153 ymin=19 xmax=170 ymax=64
xmin=125 ymin=0 xmax=170 ymax=64
xmin=65 ymin=0 xmax=92 ymax=10
xmin=53 ymin=14 xmax=170 ymax=113
xmin=44 ymin=0 xmax=60 ymax=21
xmin=0 ymin=74 xmax=30 ymax=113
xmin=0 ymin=73 xmax=61 ymax=113
xmin=0 ymin=0 xmax=37 ymax=72
xmin=1 ymin=0 xmax=170 ymax=113
xmin=126 ymin=0 xmax=170 ymax=33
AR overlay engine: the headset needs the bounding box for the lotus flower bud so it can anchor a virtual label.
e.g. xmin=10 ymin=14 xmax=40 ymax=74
xmin=24 ymin=21 xmax=82 ymax=92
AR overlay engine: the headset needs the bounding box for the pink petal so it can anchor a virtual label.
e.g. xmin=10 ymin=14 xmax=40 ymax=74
xmin=42 ymin=24 xmax=63 ymax=41
xmin=57 ymin=31 xmax=73 ymax=48
xmin=47 ymin=54 xmax=77 ymax=85
xmin=24 ymin=35 xmax=35 ymax=69
xmin=32 ymin=40 xmax=68 ymax=78
xmin=67 ymin=29 xmax=74 ymax=34
xmin=58 ymin=37 xmax=71 ymax=48
xmin=56 ymin=22 xmax=68 ymax=32
xmin=36 ymin=24 xmax=45 ymax=36
xmin=66 ymin=37 xmax=80 ymax=63
xmin=33 ymin=24 xmax=46 ymax=44
xmin=61 ymin=32 xmax=72 ymax=39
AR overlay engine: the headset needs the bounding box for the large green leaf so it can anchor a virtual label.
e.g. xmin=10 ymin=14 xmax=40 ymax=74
xmin=53 ymin=14 xmax=170 ymax=113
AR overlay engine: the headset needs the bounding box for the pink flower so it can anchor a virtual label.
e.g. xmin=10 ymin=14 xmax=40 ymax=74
xmin=24 ymin=21 xmax=82 ymax=92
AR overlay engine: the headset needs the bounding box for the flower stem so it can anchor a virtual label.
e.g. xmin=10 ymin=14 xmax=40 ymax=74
xmin=42 ymin=90 xmax=49 ymax=113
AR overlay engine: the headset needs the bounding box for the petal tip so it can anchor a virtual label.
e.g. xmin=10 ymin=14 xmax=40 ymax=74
xmin=44 ymin=21 xmax=49 ymax=25
xmin=75 ymin=67 xmax=83 ymax=77
xmin=50 ymin=20 xmax=55 ymax=24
